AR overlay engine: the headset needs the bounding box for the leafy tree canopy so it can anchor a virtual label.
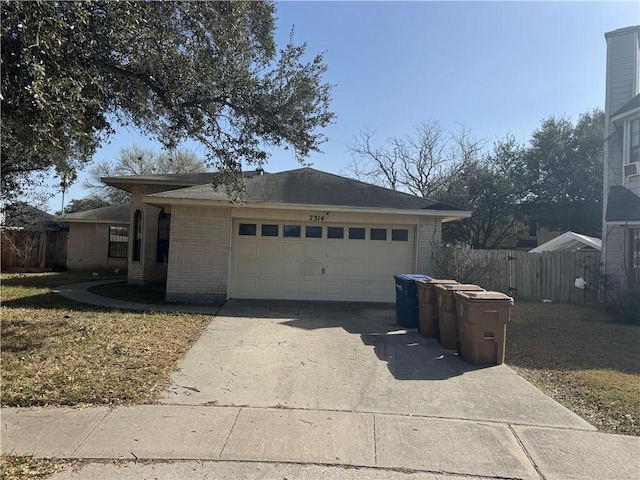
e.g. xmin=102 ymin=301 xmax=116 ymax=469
xmin=438 ymin=137 xmax=528 ymax=249
xmin=1 ymin=0 xmax=334 ymax=199
xmin=520 ymin=109 xmax=604 ymax=236
xmin=83 ymin=145 xmax=208 ymax=205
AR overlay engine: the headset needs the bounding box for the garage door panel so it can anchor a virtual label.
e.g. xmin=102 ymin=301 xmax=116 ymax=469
xmin=323 ymin=262 xmax=344 ymax=277
xmin=231 ymin=220 xmax=415 ymax=302
xmin=259 ymin=242 xmax=280 ymax=257
xmin=236 ymin=278 xmax=256 ymax=294
xmin=344 ymin=280 xmax=366 ymax=296
xmin=303 ymin=280 xmax=322 ymax=295
xmin=303 ymin=243 xmax=324 ymax=258
xmin=280 ymin=243 xmax=303 ymax=258
xmin=237 ymin=242 xmax=258 ymax=257
xmin=302 ymin=261 xmax=323 ymax=276
xmin=388 ymin=247 xmax=412 ymax=262
xmin=325 ymin=244 xmax=345 ymax=260
xmin=281 ymin=280 xmax=301 ymax=295
xmin=345 ymin=244 xmax=367 ymax=259
xmin=367 ymin=281 xmax=390 ymax=297
xmin=280 ymin=261 xmax=300 ymax=276
xmin=259 ymin=260 xmax=279 ymax=276
xmin=257 ymin=279 xmax=279 ymax=294
xmin=324 ymin=281 xmax=345 ymax=295
xmin=368 ymin=263 xmax=388 ymax=278
xmin=344 ymin=263 xmax=367 ymax=278
xmin=238 ymin=259 xmax=257 ymax=275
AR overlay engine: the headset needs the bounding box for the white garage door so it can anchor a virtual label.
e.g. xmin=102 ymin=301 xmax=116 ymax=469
xmin=229 ymin=220 xmax=415 ymax=302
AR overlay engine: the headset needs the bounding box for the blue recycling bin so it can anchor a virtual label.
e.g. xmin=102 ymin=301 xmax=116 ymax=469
xmin=394 ymin=274 xmax=433 ymax=328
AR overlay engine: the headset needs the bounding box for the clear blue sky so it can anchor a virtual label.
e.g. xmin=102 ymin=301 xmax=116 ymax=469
xmin=47 ymin=1 xmax=639 ymax=213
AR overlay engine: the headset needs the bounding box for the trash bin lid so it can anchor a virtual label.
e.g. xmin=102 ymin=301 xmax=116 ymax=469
xmin=435 ymin=283 xmax=484 ymax=292
xmin=416 ymin=279 xmax=458 ymax=286
xmin=455 ymin=290 xmax=514 ymax=303
xmin=394 ymin=274 xmax=433 ymax=283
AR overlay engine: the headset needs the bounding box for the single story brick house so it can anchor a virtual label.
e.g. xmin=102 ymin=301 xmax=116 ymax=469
xmin=63 ymin=168 xmax=470 ymax=303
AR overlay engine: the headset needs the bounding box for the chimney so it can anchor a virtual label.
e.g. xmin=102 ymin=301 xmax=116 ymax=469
xmin=256 ymin=166 xmax=264 ymax=176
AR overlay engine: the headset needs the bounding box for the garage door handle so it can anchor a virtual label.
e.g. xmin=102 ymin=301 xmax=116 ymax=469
xmin=322 ymin=267 xmax=325 ymax=275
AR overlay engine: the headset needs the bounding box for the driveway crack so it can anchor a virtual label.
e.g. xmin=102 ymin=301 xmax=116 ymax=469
xmin=508 ymin=424 xmax=546 ymax=480
xmin=218 ymin=407 xmax=242 ymax=459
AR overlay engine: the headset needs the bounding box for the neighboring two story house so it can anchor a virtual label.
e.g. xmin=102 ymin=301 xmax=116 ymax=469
xmin=602 ymin=25 xmax=640 ymax=290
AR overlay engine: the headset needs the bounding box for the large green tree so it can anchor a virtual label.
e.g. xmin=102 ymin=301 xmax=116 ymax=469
xmin=1 ymin=1 xmax=334 ymax=199
xmin=520 ymin=109 xmax=604 ymax=236
xmin=437 ymin=137 xmax=528 ymax=249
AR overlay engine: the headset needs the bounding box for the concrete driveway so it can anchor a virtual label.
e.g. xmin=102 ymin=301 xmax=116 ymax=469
xmin=159 ymin=300 xmax=593 ymax=430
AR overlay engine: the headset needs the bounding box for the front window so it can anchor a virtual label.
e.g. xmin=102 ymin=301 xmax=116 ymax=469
xmin=156 ymin=211 xmax=171 ymax=263
xmin=108 ymin=226 xmax=128 ymax=258
xmin=133 ymin=209 xmax=142 ymax=262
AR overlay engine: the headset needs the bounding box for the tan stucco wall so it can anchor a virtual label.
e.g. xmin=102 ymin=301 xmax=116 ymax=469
xmin=165 ymin=205 xmax=232 ymax=302
xmin=67 ymin=222 xmax=128 ymax=270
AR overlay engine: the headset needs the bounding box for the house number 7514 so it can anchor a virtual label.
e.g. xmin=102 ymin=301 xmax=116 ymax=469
xmin=309 ymin=215 xmax=326 ymax=222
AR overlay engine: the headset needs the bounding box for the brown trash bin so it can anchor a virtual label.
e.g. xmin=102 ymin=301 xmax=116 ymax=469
xmin=417 ymin=279 xmax=458 ymax=338
xmin=435 ymin=284 xmax=485 ymax=349
xmin=455 ymin=291 xmax=514 ymax=365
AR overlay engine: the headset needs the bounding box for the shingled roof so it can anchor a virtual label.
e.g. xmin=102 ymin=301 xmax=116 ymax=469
xmin=146 ymin=167 xmax=466 ymax=213
xmin=605 ymin=185 xmax=640 ymax=222
xmin=61 ymin=204 xmax=130 ymax=224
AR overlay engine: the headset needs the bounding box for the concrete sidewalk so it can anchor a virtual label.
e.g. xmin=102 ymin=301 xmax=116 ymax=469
xmin=2 ymin=405 xmax=639 ymax=479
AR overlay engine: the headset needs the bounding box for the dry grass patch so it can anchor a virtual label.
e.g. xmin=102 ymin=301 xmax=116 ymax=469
xmin=0 ymin=456 xmax=65 ymax=480
xmin=506 ymin=301 xmax=640 ymax=436
xmin=1 ymin=272 xmax=213 ymax=407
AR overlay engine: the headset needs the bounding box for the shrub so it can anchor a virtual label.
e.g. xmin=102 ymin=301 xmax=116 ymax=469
xmin=606 ymin=289 xmax=640 ymax=325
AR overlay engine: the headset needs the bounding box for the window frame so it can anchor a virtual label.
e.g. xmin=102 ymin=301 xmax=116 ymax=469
xmin=108 ymin=225 xmax=128 ymax=259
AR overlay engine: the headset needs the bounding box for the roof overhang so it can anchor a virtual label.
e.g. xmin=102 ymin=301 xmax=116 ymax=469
xmin=59 ymin=217 xmax=129 ymax=225
xmin=101 ymin=177 xmax=203 ymax=193
xmin=142 ymin=196 xmax=472 ymax=220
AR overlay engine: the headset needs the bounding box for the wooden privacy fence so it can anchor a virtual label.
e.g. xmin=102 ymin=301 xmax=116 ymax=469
xmin=1 ymin=230 xmax=68 ymax=271
xmin=437 ymin=248 xmax=602 ymax=304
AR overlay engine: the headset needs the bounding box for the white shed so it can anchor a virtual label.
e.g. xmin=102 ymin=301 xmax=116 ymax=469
xmin=529 ymin=232 xmax=602 ymax=253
